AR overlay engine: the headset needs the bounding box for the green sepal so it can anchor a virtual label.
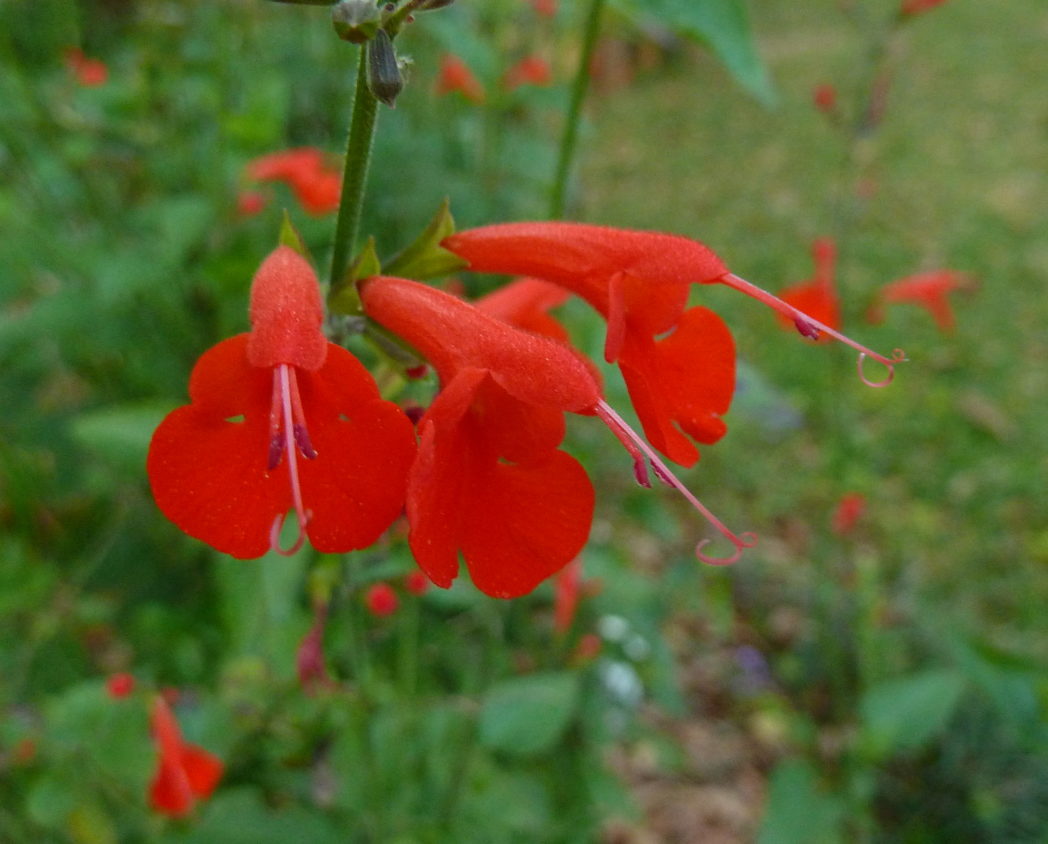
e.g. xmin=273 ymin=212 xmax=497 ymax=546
xmin=327 ymin=236 xmax=379 ymax=315
xmin=382 ymin=198 xmax=468 ymax=280
xmin=278 ymin=210 xmax=311 ymax=259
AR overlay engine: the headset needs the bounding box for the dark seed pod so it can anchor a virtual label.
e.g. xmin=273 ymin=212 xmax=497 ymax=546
xmin=367 ymin=29 xmax=403 ymax=107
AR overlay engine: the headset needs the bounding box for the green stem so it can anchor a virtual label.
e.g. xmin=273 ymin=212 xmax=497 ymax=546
xmin=328 ymin=45 xmax=381 ymax=294
xmin=549 ymin=0 xmax=606 ymax=218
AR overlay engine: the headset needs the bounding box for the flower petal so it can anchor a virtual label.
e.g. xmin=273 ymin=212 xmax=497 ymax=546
xmin=148 ymin=336 xmax=286 ymax=558
xmin=459 ymin=450 xmax=594 ymax=598
xmin=619 ymin=306 xmax=735 ymax=467
xmin=297 ymin=344 xmax=416 ymax=552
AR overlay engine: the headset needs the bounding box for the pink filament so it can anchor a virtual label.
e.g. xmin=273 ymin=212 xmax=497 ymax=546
xmin=595 ymin=400 xmax=757 ymax=565
xmin=268 ymin=365 xmax=314 ymax=556
xmin=721 ymin=273 xmax=906 ymax=387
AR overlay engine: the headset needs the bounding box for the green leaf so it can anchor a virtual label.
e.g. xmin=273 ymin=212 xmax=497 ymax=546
xmin=611 ymin=0 xmax=776 ymax=105
xmin=758 ymin=758 xmax=845 ymax=844
xmin=70 ymin=402 xmax=172 ymax=473
xmin=278 ymin=210 xmax=311 ymax=259
xmin=860 ymin=668 xmax=967 ymax=758
xmin=382 ymin=198 xmax=468 ymax=280
xmin=479 ymin=672 xmax=580 ymax=757
xmin=328 ymin=237 xmax=379 ymax=315
xmin=175 ymin=789 xmax=344 ymax=844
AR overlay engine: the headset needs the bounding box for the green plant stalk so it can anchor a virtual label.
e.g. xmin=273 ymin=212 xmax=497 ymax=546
xmin=328 ymin=45 xmax=381 ymax=295
xmin=549 ymin=0 xmax=606 ymax=218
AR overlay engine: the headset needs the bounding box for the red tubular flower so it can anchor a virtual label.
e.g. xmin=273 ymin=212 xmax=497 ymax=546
xmin=776 ymin=238 xmax=841 ymax=341
xmin=832 ymin=492 xmax=866 ymax=535
xmin=106 ymin=673 xmax=135 ymax=699
xmin=365 ymin=582 xmax=400 ymax=616
xmin=361 ymin=275 xmax=598 ymax=597
xmin=148 ymin=247 xmax=416 ymax=558
xmin=869 ymin=270 xmax=970 ymax=333
xmin=149 ymin=696 xmax=223 ymax=818
xmin=813 ymin=84 xmax=837 ymax=114
xmin=899 ymin=0 xmax=949 ymax=17
xmin=245 ymin=148 xmax=342 ymax=215
xmin=503 ymin=55 xmax=553 ymax=91
xmin=553 ymin=558 xmax=581 ymax=633
xmin=434 ymin=54 xmax=486 ymax=104
xmin=63 ymin=47 xmax=108 ymax=87
xmin=363 ymin=274 xmax=754 ymax=581
xmin=475 ymin=277 xmax=571 ymax=342
xmin=528 ymin=0 xmax=557 ymax=17
xmin=443 ymin=223 xmax=905 ymax=422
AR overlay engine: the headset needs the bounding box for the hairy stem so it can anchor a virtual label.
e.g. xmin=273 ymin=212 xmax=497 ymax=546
xmin=328 ymin=45 xmax=381 ymax=296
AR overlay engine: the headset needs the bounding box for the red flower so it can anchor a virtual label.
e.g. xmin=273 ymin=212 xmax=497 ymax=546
xmin=475 ymin=277 xmax=571 ymax=342
xmin=363 ymin=274 xmax=754 ymax=583
xmin=237 ymin=191 xmax=268 ymax=217
xmin=365 ymin=582 xmax=400 ymax=616
xmin=245 ymin=148 xmax=342 ymax=215
xmin=553 ymin=558 xmax=581 ymax=633
xmin=528 ymin=0 xmax=557 ymax=17
xmin=434 ymin=54 xmax=486 ymax=104
xmin=503 ymin=55 xmax=553 ymax=91
xmin=147 ymin=247 xmax=416 ymax=558
xmin=149 ymin=696 xmax=223 ymax=818
xmin=869 ymin=270 xmax=970 ymax=333
xmin=106 ymin=673 xmax=135 ymax=699
xmin=899 ymin=0 xmax=949 ymax=17
xmin=405 ymin=570 xmax=430 ymax=595
xmin=361 ymin=275 xmax=598 ymax=597
xmin=832 ymin=492 xmax=866 ymax=535
xmin=63 ymin=47 xmax=108 ymax=87
xmin=777 ymin=238 xmax=840 ymax=341
xmin=443 ymin=223 xmax=905 ymax=425
xmin=813 ymin=84 xmax=837 ymax=114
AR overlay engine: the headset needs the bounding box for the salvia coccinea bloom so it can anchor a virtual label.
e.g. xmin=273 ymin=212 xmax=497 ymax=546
xmin=147 ymin=246 xmax=416 ymax=559
xmin=246 ymin=148 xmax=342 ymax=215
xmin=360 ymin=275 xmax=598 ymax=598
xmin=148 ymin=696 xmax=223 ymax=818
xmin=776 ymin=237 xmax=841 ymax=340
xmin=868 ymin=270 xmax=971 ymax=333
xmin=361 ymin=275 xmax=757 ymax=593
xmin=442 ymin=223 xmax=903 ymax=467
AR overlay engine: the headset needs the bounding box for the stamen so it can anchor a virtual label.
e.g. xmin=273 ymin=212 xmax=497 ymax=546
xmin=595 ymin=400 xmax=756 ymax=564
xmin=268 ymin=364 xmax=312 ymax=556
xmin=267 ymin=369 xmax=284 ymax=470
xmin=720 ymin=273 xmax=907 ymax=388
xmin=596 ymin=404 xmax=652 ymax=488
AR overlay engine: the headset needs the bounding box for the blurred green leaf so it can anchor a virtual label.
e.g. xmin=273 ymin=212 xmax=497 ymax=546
xmin=70 ymin=402 xmax=172 ymax=473
xmin=175 ymin=788 xmax=344 ymax=844
xmin=860 ymin=668 xmax=967 ymax=757
xmin=479 ymin=672 xmax=581 ymax=757
xmin=382 ymin=198 xmax=467 ymax=280
xmin=758 ymin=758 xmax=845 ymax=844
xmin=611 ymin=0 xmax=776 ymax=104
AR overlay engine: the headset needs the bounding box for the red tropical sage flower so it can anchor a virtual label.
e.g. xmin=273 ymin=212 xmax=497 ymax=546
xmin=442 ymin=222 xmax=903 ymax=370
xmin=360 ymin=275 xmax=597 ymax=598
xmin=63 ymin=47 xmax=108 ymax=87
xmin=147 ymin=246 xmax=416 ymax=559
xmin=899 ymin=0 xmax=949 ymax=17
xmin=362 ymin=275 xmax=755 ymax=583
xmin=444 ymin=224 xmax=903 ymax=468
xmin=246 ymin=148 xmax=342 ymax=215
xmin=503 ymin=55 xmax=554 ymax=91
xmin=149 ymin=696 xmax=223 ymax=818
xmin=776 ymin=237 xmax=841 ymax=340
xmin=868 ymin=269 xmax=970 ymax=333
xmin=434 ymin=54 xmax=486 ymax=104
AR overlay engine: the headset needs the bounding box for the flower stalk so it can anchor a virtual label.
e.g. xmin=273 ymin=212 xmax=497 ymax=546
xmin=329 ymin=44 xmax=381 ymax=298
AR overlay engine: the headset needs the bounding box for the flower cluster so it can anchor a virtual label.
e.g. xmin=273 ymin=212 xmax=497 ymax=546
xmin=149 ymin=223 xmax=903 ymax=598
